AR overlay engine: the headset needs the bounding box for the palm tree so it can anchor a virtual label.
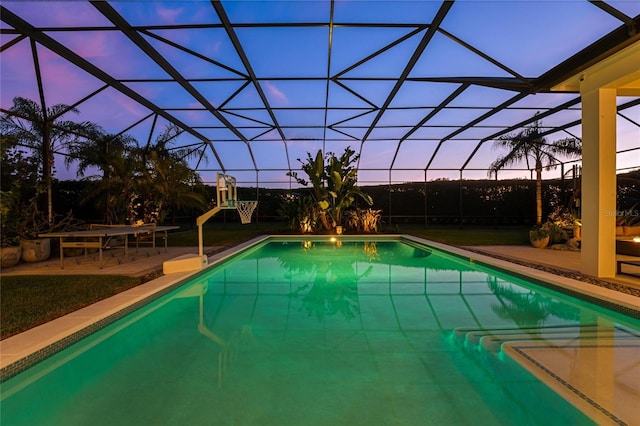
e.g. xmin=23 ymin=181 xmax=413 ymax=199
xmin=67 ymin=126 xmax=136 ymax=179
xmin=135 ymin=125 xmax=207 ymax=224
xmin=489 ymin=119 xmax=581 ymax=225
xmin=83 ymin=148 xmax=140 ymax=225
xmin=66 ymin=127 xmax=137 ymax=224
xmin=0 ymin=97 xmax=95 ymax=223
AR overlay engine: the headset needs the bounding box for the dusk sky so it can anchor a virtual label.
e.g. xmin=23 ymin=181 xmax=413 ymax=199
xmin=1 ymin=0 xmax=638 ymax=188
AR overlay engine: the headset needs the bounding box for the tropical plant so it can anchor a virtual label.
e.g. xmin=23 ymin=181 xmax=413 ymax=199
xmin=277 ymin=193 xmax=316 ymax=233
xmin=345 ymin=208 xmax=383 ymax=233
xmin=67 ymin=126 xmax=137 ymax=224
xmin=528 ymin=224 xmax=550 ymax=241
xmin=0 ymin=190 xmax=22 ymax=247
xmin=68 ymin=124 xmax=207 ymax=224
xmin=67 ymin=125 xmax=137 ymax=178
xmin=545 ymin=221 xmax=568 ymax=244
xmin=87 ymin=152 xmax=139 ymax=224
xmin=1 ymin=134 xmax=40 ymax=245
xmin=616 ymin=202 xmax=640 ymax=226
xmin=132 ymin=124 xmax=207 ymax=224
xmin=287 ymin=147 xmax=373 ymax=232
xmin=489 ymin=118 xmax=581 ymax=225
xmin=547 ymin=206 xmax=581 ymax=228
xmin=528 ymin=219 xmax=568 ymax=247
xmin=0 ymin=97 xmax=96 ymax=223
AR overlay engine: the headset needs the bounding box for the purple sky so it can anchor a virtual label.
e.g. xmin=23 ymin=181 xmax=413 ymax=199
xmin=1 ymin=1 xmax=638 ymax=188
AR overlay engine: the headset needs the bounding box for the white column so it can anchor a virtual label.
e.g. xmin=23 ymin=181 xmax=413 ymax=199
xmin=580 ymin=87 xmax=617 ymax=278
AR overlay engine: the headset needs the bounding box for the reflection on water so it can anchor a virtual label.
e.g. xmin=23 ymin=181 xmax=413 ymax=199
xmin=184 ymin=283 xmax=256 ymax=388
xmin=287 ymin=254 xmax=371 ymax=322
xmin=487 ymin=276 xmax=580 ymax=326
xmin=280 ymin=241 xmax=379 ymax=321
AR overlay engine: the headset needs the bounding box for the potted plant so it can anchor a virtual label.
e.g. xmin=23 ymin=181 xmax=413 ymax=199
xmin=0 ymin=190 xmax=22 ymax=267
xmin=15 ymin=195 xmax=54 ymax=263
xmin=529 ymin=223 xmax=550 ymax=249
xmin=548 ymin=207 xmax=581 ymax=241
xmin=546 ymin=221 xmax=569 ymax=245
xmin=0 ymin=129 xmax=54 ymax=263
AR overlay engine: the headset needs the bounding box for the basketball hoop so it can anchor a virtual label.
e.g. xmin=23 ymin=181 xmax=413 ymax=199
xmin=236 ymin=201 xmax=258 ymax=224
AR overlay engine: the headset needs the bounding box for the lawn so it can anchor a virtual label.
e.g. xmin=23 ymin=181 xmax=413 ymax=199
xmin=1 ymin=275 xmax=141 ymax=339
xmin=172 ymin=222 xmax=531 ymax=247
xmin=1 ymin=224 xmax=529 ymax=339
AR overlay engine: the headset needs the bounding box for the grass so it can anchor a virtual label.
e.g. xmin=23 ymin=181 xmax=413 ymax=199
xmin=171 ymin=222 xmax=531 ymax=247
xmin=0 ymin=224 xmax=529 ymax=339
xmin=1 ymin=275 xmax=141 ymax=339
xmin=393 ymin=225 xmax=530 ymax=246
xmin=168 ymin=224 xmax=275 ymax=246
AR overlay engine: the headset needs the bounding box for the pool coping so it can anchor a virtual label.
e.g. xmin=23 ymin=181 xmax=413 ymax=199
xmin=1 ymin=234 xmax=639 ymax=381
xmin=401 ymin=235 xmax=640 ymax=318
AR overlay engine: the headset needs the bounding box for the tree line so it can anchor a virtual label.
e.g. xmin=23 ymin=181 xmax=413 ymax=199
xmin=2 ymin=96 xmax=637 ymax=236
xmin=1 ymin=97 xmax=208 ymax=244
xmin=41 ymin=169 xmax=638 ymax=229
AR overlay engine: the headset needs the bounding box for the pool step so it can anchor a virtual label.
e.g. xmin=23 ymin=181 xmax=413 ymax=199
xmin=453 ymin=324 xmax=611 ymax=353
xmin=163 ymin=254 xmax=208 ymax=274
xmin=455 ymin=324 xmax=640 ymax=355
xmin=479 ymin=330 xmax=620 ymax=353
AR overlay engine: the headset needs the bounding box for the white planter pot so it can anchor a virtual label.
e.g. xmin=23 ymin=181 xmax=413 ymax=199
xmin=20 ymin=238 xmax=51 ymax=263
xmin=529 ymin=235 xmax=549 ymax=249
xmin=1 ymin=246 xmax=22 ymax=268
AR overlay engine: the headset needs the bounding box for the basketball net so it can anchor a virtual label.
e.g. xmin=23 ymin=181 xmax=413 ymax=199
xmin=236 ymin=201 xmax=258 ymax=224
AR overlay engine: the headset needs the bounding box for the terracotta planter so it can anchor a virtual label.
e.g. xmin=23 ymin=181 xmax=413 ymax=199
xmin=20 ymin=238 xmax=51 ymax=263
xmin=1 ymin=246 xmax=22 ymax=268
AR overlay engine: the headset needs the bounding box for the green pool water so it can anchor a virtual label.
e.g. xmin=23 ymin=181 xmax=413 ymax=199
xmin=1 ymin=239 xmax=637 ymax=425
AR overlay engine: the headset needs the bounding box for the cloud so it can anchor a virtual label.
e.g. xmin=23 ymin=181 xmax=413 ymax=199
xmin=73 ymin=31 xmax=109 ymax=59
xmin=155 ymin=5 xmax=184 ymax=24
xmin=210 ymin=40 xmax=223 ymax=56
xmin=264 ymin=81 xmax=288 ymax=105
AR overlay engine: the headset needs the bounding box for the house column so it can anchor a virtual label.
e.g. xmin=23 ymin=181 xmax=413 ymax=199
xmin=580 ymin=87 xmax=617 ymax=278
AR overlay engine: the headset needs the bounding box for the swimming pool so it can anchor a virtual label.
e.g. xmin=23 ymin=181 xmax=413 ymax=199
xmin=1 ymin=236 xmax=639 ymax=425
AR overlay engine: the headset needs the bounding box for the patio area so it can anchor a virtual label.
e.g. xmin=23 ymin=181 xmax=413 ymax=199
xmin=0 ymin=245 xmax=224 ymax=278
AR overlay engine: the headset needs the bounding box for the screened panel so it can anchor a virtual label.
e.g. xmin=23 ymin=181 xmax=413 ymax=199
xmin=0 ymin=0 xmax=637 ymax=184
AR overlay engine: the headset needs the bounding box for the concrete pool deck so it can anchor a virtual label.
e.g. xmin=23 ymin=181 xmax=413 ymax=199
xmin=1 ymin=238 xmax=639 ymax=425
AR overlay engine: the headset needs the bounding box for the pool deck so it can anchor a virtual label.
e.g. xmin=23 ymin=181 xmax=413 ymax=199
xmin=1 ymin=239 xmax=639 ymax=425
xmin=466 ymin=244 xmax=640 ymax=291
xmin=0 ymin=245 xmax=225 ymax=278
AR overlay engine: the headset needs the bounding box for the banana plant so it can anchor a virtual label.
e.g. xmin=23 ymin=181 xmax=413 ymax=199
xmin=288 ymin=147 xmax=372 ymax=232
